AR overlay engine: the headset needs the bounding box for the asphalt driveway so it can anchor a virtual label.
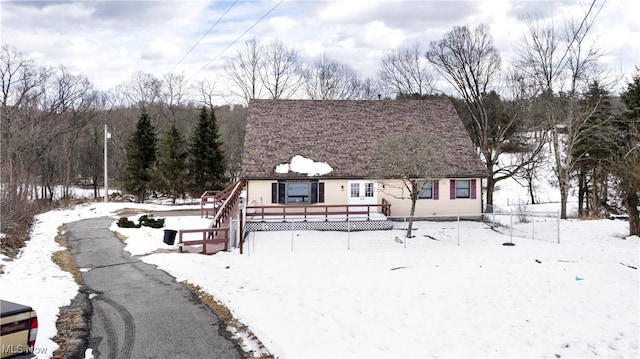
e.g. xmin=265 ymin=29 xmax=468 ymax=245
xmin=65 ymin=217 xmax=242 ymax=359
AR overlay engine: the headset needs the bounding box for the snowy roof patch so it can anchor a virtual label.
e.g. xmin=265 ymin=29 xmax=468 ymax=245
xmin=275 ymin=155 xmax=333 ymax=177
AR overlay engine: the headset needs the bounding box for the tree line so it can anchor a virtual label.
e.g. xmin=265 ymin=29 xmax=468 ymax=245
xmin=124 ymin=106 xmax=226 ymax=203
xmin=1 ymin=1 xmax=639 ymax=235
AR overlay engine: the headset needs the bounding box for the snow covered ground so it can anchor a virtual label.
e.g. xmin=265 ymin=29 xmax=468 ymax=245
xmin=1 ymin=188 xmax=638 ymax=358
xmin=0 ymin=203 xmax=201 ymax=358
xmin=142 ymin=218 xmax=638 ymax=358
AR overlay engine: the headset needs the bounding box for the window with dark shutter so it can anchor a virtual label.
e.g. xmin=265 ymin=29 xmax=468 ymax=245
xmin=275 ymin=180 xmax=324 ymax=204
xmin=454 ymin=180 xmax=471 ymax=198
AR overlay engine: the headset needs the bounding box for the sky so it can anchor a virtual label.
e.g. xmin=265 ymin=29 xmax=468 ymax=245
xmin=1 ymin=0 xmax=639 ymax=101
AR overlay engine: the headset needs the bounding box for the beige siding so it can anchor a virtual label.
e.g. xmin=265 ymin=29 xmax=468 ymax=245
xmin=379 ymin=178 xmax=482 ymax=218
xmin=245 ymin=180 xmax=273 ymax=206
xmin=245 ymin=179 xmax=350 ymax=206
xmin=246 ymin=178 xmax=482 ymax=218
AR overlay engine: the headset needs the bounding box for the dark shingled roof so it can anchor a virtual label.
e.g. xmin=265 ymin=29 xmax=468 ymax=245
xmin=241 ymin=99 xmax=487 ymax=179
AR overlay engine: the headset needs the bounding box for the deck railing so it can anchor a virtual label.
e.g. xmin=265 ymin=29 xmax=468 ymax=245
xmin=246 ymin=201 xmax=391 ymax=222
xmin=200 ymin=181 xmax=243 ymax=218
xmin=177 ymin=228 xmax=230 ymax=253
xmin=181 ymin=180 xmax=244 ymax=254
xmin=381 ymin=198 xmax=391 ymax=217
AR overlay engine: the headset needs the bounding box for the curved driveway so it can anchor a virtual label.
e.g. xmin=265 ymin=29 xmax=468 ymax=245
xmin=65 ymin=217 xmax=242 ymax=359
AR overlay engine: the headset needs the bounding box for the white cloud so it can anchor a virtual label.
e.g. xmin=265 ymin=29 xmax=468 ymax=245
xmin=1 ymin=0 xmax=636 ymax=96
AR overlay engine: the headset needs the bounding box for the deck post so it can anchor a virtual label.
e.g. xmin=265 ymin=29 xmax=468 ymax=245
xmin=202 ymin=231 xmax=207 ymax=254
xmin=239 ymin=195 xmax=245 ymax=255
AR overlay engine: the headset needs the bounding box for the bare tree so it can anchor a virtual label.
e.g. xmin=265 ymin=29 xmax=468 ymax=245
xmin=427 ymin=24 xmax=543 ymax=209
xmin=259 ymin=39 xmax=304 ymax=99
xmin=193 ymin=78 xmax=221 ymax=108
xmin=1 ymin=45 xmax=47 ymax=223
xmin=225 ymin=38 xmax=263 ymax=104
xmin=358 ymin=77 xmax=384 ymax=100
xmin=516 ymin=1 xmax=607 ymax=218
xmin=1 ymin=45 xmax=97 ymax=226
xmin=120 ymin=71 xmax=163 ymax=108
xmin=159 ymin=72 xmax=189 ymax=122
xmin=303 ymin=53 xmax=363 ymax=100
xmin=378 ymin=132 xmax=439 ymax=238
xmin=378 ymin=42 xmax=435 ymax=97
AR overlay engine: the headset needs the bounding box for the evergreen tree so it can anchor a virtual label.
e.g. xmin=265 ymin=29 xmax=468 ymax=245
xmin=190 ymin=106 xmax=227 ymax=193
xmin=124 ymin=110 xmax=157 ymax=202
xmin=572 ymin=81 xmax=616 ymax=216
xmin=614 ymin=71 xmax=640 ymax=235
xmin=154 ymin=124 xmax=188 ymax=203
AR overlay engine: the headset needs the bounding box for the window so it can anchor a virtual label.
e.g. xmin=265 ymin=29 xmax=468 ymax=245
xmin=350 ymin=183 xmax=360 ymax=198
xmin=287 ymin=182 xmax=310 ymax=203
xmin=417 ymin=180 xmax=433 ymax=199
xmin=455 ymin=180 xmax=470 ymax=198
xmin=364 ymin=182 xmax=374 ymax=197
xmin=272 ymin=181 xmax=324 ymax=204
xmin=416 ymin=180 xmax=439 ymax=199
xmin=450 ymin=179 xmax=476 ymax=200
xmin=418 ymin=180 xmax=432 ymax=199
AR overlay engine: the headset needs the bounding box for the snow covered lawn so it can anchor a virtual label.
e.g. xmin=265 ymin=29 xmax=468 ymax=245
xmin=142 ymin=218 xmax=639 ymax=358
xmin=1 ymin=201 xmax=638 ymax=358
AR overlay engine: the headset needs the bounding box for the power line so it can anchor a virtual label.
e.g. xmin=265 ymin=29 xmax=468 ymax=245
xmin=171 ymin=0 xmax=239 ymax=73
xmin=186 ymin=0 xmax=286 ymax=83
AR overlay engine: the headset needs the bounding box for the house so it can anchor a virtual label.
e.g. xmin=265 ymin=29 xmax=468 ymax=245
xmin=240 ymin=99 xmax=487 ymax=225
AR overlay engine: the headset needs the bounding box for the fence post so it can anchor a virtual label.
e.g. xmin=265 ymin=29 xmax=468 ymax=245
xmin=509 ymin=210 xmax=513 ymax=244
xmin=404 ymin=217 xmax=408 ymax=249
xmin=532 ymin=214 xmax=535 ymax=240
xmin=247 ymin=226 xmax=250 ymax=257
xmin=557 ymin=211 xmax=560 ymax=244
xmin=457 ymin=215 xmax=460 ymax=246
xmin=347 ymin=216 xmax=351 ymax=250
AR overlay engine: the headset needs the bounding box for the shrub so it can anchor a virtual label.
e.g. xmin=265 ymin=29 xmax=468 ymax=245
xmin=117 ymin=217 xmax=140 ymax=228
xmin=138 ymin=214 xmax=165 ymax=229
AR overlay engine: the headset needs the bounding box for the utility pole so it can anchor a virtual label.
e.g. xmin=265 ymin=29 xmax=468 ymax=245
xmin=104 ymin=124 xmax=111 ymax=202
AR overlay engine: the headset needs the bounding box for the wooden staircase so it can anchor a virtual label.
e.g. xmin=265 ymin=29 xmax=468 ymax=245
xmin=177 ymin=180 xmax=244 ymax=254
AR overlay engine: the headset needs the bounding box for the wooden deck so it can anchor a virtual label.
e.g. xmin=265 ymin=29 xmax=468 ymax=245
xmin=177 ymin=181 xmax=244 ymax=254
xmin=178 ymin=184 xmax=395 ymax=254
xmin=246 ymin=200 xmax=391 ymax=222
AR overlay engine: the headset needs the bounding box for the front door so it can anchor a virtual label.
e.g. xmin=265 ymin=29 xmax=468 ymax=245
xmin=348 ymin=180 xmax=377 ymax=213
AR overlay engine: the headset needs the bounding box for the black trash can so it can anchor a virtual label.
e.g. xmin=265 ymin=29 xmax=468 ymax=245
xmin=163 ymin=229 xmax=177 ymax=245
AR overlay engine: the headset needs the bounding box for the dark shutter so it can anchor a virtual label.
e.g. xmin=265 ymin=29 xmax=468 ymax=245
xmin=319 ymin=182 xmax=325 ymax=203
xmin=450 ymin=180 xmax=456 ymax=200
xmin=271 ymin=183 xmax=277 ymax=203
xmin=470 ymin=179 xmax=477 ymax=199
xmin=311 ymin=182 xmax=318 ymax=203
xmin=278 ymin=182 xmax=286 ymax=204
xmin=433 ymin=180 xmax=439 ymax=200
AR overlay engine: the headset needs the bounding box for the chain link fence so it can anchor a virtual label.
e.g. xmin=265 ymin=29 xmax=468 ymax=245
xmin=483 ymin=205 xmax=561 ymax=244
